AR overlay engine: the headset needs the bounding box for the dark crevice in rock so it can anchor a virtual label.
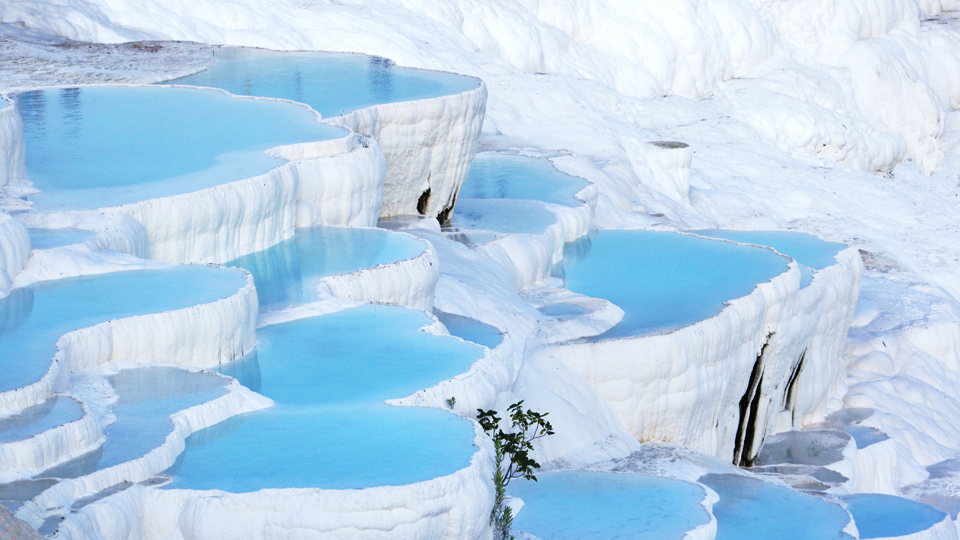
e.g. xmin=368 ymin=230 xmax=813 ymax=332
xmin=783 ymin=350 xmax=806 ymax=416
xmin=734 ymin=336 xmax=771 ymax=467
xmin=416 ymin=187 xmax=431 ymax=216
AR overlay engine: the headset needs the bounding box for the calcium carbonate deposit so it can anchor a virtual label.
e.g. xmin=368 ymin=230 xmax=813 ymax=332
xmin=0 ymin=0 xmax=958 ymax=539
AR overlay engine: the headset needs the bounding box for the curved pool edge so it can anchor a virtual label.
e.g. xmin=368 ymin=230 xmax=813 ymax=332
xmin=52 ymin=423 xmax=493 ymax=540
xmin=540 ymin=231 xmax=862 ymax=464
xmin=0 ymin=95 xmax=25 ymax=188
xmin=318 ymin=229 xmax=441 ymax=312
xmin=0 ymin=397 xmax=102 ymax=484
xmin=0 ymin=268 xmax=258 ymax=415
xmin=17 ymin=373 xmax=273 ymax=529
xmin=11 ymin=83 xmax=387 ymax=265
xmin=326 ymin=82 xmax=487 ymax=221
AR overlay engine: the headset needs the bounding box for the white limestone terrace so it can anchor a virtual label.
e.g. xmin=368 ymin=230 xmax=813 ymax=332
xmin=2 ymin=0 xmax=959 ymax=501
xmin=3 ymin=83 xmax=386 ymax=265
xmin=166 ymin=46 xmax=487 ymax=222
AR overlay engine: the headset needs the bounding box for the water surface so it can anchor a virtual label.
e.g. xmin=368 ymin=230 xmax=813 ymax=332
xmin=691 ymin=230 xmax=846 ymax=288
xmin=555 ymin=231 xmax=789 ymax=339
xmin=165 ymin=305 xmax=481 ymax=492
xmin=459 ymin=154 xmax=589 ymax=207
xmin=17 ymin=86 xmax=343 ymax=210
xmin=225 ymin=226 xmax=423 ymax=311
xmin=0 ymin=266 xmax=247 ymax=393
xmin=701 ymin=473 xmax=853 ymax=540
xmin=844 ymin=494 xmax=946 ymax=539
xmin=510 ymin=471 xmax=711 ymax=540
xmin=168 ymin=48 xmax=480 ymax=117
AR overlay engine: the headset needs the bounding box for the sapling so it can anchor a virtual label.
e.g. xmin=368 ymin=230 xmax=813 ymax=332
xmin=477 ymin=401 xmax=555 ymax=540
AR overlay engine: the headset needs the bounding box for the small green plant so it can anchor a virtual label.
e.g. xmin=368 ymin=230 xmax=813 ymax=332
xmin=446 ymin=396 xmax=457 ymax=409
xmin=477 ymin=401 xmax=555 ymax=540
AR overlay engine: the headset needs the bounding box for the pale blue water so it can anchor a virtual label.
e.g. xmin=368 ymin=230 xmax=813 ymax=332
xmin=844 ymin=494 xmax=947 ymax=539
xmin=0 ymin=396 xmax=84 ymax=444
xmin=16 ymin=86 xmax=343 ymax=210
xmin=41 ymin=367 xmax=227 ymax=479
xmin=434 ymin=310 xmax=502 ymax=349
xmin=701 ymin=473 xmax=853 ymax=540
xmin=459 ymin=154 xmax=590 ymax=207
xmin=0 ymin=266 xmax=247 ymax=393
xmin=28 ymin=228 xmax=96 ymax=250
xmin=844 ymin=426 xmax=889 ymax=449
xmin=165 ymin=305 xmax=481 ymax=492
xmin=450 ymin=198 xmax=556 ymax=234
xmin=691 ymin=230 xmax=846 ymax=288
xmin=168 ymin=48 xmax=480 ymax=118
xmin=555 ymin=231 xmax=790 ymax=339
xmin=510 ymin=471 xmax=711 ymax=540
xmin=225 ymin=226 xmax=423 ymax=311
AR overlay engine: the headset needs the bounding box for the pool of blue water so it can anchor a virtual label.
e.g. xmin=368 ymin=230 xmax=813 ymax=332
xmin=27 ymin=228 xmax=96 ymax=250
xmin=691 ymin=230 xmax=846 ymax=288
xmin=40 ymin=367 xmax=227 ymax=479
xmin=168 ymin=47 xmax=480 ymax=118
xmin=0 ymin=396 xmax=84 ymax=444
xmin=555 ymin=231 xmax=790 ymax=340
xmin=0 ymin=266 xmax=247 ymax=394
xmin=459 ymin=154 xmax=589 ymax=207
xmin=165 ymin=305 xmax=481 ymax=492
xmin=225 ymin=226 xmax=423 ymax=312
xmin=434 ymin=310 xmax=502 ymax=349
xmin=510 ymin=471 xmax=711 ymax=540
xmin=450 ymin=198 xmax=556 ymax=235
xmin=701 ymin=473 xmax=853 ymax=540
xmin=844 ymin=494 xmax=946 ymax=539
xmin=844 ymin=426 xmax=889 ymax=449
xmin=16 ymin=86 xmax=344 ymax=210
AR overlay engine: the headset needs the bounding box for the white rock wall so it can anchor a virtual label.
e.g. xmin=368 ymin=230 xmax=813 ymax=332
xmin=0 ymin=98 xmax=26 ymax=187
xmin=318 ymin=235 xmax=440 ymax=313
xmin=18 ymin=376 xmax=272 ymax=529
xmin=541 ymin=244 xmax=863 ymax=464
xmin=0 ymin=398 xmax=102 ymax=483
xmin=0 ymin=212 xmax=30 ymax=293
xmin=0 ymin=270 xmax=258 ymax=414
xmin=53 ymin=436 xmax=493 ymax=540
xmin=327 ymin=83 xmax=487 ymax=221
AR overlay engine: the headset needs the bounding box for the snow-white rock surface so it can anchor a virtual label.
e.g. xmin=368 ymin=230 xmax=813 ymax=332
xmin=0 ymin=211 xmax=29 ymax=294
xmin=0 ymin=97 xmax=24 ymax=187
xmin=0 ymin=0 xmax=958 ymax=537
xmin=543 ymin=245 xmax=861 ymax=464
xmin=327 ymin=82 xmax=486 ymax=221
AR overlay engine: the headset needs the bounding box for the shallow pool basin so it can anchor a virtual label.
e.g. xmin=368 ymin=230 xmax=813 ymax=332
xmin=16 ymin=86 xmax=344 ymax=210
xmin=555 ymin=230 xmax=790 ymax=340
xmin=164 ymin=305 xmax=482 ymax=492
xmin=0 ymin=266 xmax=247 ymax=394
xmin=225 ymin=226 xmax=423 ymax=312
xmin=510 ymin=471 xmax=711 ymax=540
xmin=39 ymin=367 xmax=228 ymax=480
xmin=701 ymin=473 xmax=853 ymax=540
xmin=844 ymin=494 xmax=947 ymax=539
xmin=168 ymin=47 xmax=480 ymax=118
xmin=691 ymin=230 xmax=846 ymax=288
xmin=449 ymin=198 xmax=556 ymax=235
xmin=459 ymin=154 xmax=589 ymax=207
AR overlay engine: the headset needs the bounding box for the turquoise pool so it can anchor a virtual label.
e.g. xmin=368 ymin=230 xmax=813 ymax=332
xmin=510 ymin=471 xmax=711 ymax=540
xmin=0 ymin=266 xmax=247 ymax=394
xmin=16 ymin=86 xmax=344 ymax=210
xmin=701 ymin=473 xmax=853 ymax=540
xmin=691 ymin=230 xmax=846 ymax=288
xmin=459 ymin=154 xmax=589 ymax=207
xmin=555 ymin=230 xmax=790 ymax=339
xmin=225 ymin=226 xmax=423 ymax=312
xmin=168 ymin=47 xmax=480 ymax=118
xmin=165 ymin=305 xmax=482 ymax=492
